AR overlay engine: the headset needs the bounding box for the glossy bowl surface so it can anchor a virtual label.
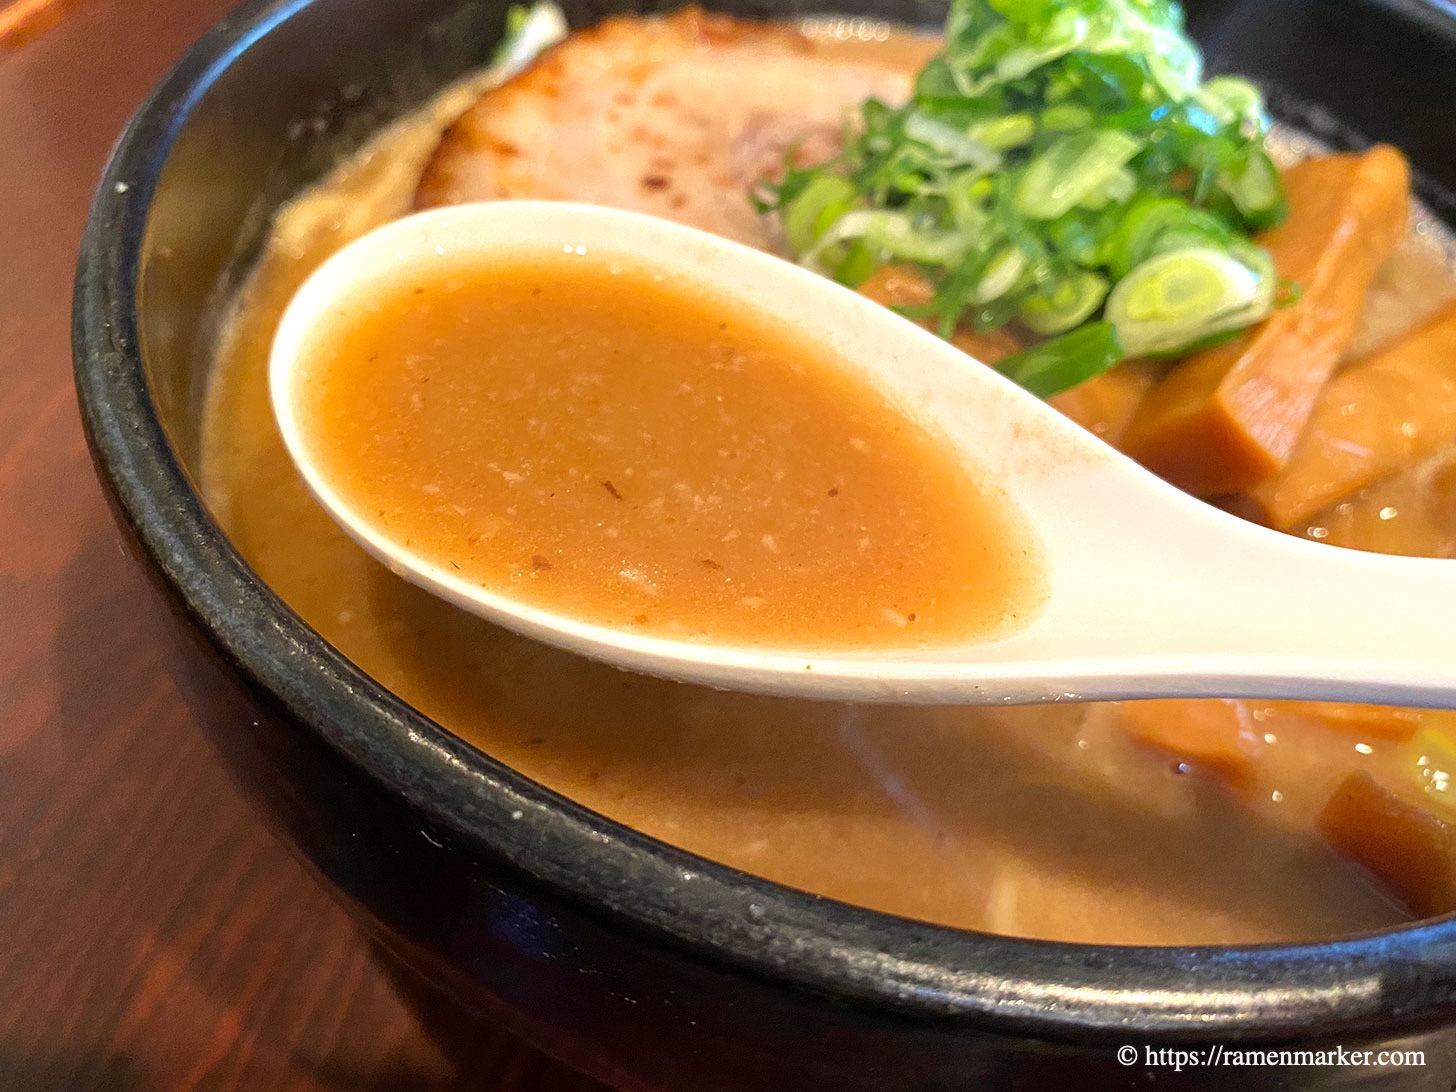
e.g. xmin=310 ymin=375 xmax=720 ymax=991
xmin=74 ymin=0 xmax=1456 ymax=1088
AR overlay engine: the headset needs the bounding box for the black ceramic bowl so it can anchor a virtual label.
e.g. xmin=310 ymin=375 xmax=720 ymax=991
xmin=74 ymin=0 xmax=1456 ymax=1088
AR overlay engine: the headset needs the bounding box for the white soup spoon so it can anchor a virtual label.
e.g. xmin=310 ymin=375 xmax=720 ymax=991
xmin=271 ymin=201 xmax=1456 ymax=707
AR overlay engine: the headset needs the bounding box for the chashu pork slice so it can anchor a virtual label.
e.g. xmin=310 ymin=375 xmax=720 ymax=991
xmin=414 ymin=8 xmax=917 ymax=250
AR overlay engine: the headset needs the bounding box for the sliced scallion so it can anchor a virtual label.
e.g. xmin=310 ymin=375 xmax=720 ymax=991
xmin=490 ymin=1 xmax=568 ymax=75
xmin=1197 ymin=76 xmax=1268 ymax=131
xmin=1219 ymin=146 xmax=1284 ymax=224
xmin=1018 ymin=270 xmax=1109 ymax=335
xmin=1105 ymin=246 xmax=1274 ymax=357
xmin=904 ymin=111 xmax=1003 ymax=171
xmin=968 ymin=113 xmax=1037 ymax=151
xmin=995 ymin=321 xmax=1125 ymax=398
xmin=782 ymin=175 xmax=858 ymax=255
xmin=1104 ymin=196 xmax=1232 ymax=278
xmin=974 ymin=246 xmax=1029 ymax=303
xmin=1040 ymin=103 xmax=1093 ymax=131
xmin=1015 ymin=130 xmax=1143 ymax=220
xmin=759 ymin=0 xmax=1291 ymax=400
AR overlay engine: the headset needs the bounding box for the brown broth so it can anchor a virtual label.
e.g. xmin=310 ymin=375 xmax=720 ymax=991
xmin=196 ymin=27 xmax=1456 ymax=945
xmin=293 ymin=254 xmax=1041 ymax=647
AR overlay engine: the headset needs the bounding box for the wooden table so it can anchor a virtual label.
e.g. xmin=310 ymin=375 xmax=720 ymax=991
xmin=0 ymin=1 xmax=606 ymax=1087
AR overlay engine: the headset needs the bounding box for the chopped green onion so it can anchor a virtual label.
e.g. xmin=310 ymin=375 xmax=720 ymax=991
xmin=835 ymin=237 xmax=880 ymax=286
xmin=974 ymin=246 xmax=1029 ymax=302
xmin=1197 ymin=76 xmax=1268 ymax=131
xmin=946 ymin=172 xmax=993 ymax=234
xmin=987 ymin=0 xmax=1056 ymax=20
xmin=1229 ymin=237 xmax=1276 ymax=284
xmin=1105 ymin=246 xmax=1274 ymax=357
xmin=757 ymin=0 xmax=1291 ymax=400
xmin=1019 ymin=270 xmax=1109 ymax=335
xmin=1220 ymin=146 xmax=1285 ymax=224
xmin=969 ymin=113 xmax=1037 ymax=150
xmin=1077 ymin=165 xmax=1137 ymax=210
xmin=1104 ymin=196 xmax=1232 ymax=278
xmin=799 ymin=210 xmax=971 ymax=273
xmin=904 ymin=111 xmax=1002 ymax=171
xmin=491 ymin=1 xmax=568 ymax=76
xmin=1276 ymin=276 xmax=1304 ymax=308
xmin=1040 ymin=103 xmax=1093 ymax=132
xmin=1045 ymin=206 xmax=1118 ymax=268
xmin=995 ymin=321 xmax=1125 ymax=398
xmin=1015 ymin=130 xmax=1143 ymax=220
xmin=782 ymin=175 xmax=857 ymax=254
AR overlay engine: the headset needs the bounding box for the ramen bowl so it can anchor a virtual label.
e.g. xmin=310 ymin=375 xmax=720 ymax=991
xmin=73 ymin=0 xmax=1456 ymax=1088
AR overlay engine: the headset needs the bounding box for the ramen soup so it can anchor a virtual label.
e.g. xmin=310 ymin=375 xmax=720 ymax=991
xmin=203 ymin=16 xmax=1456 ymax=944
xmin=287 ymin=252 xmax=1044 ymax=646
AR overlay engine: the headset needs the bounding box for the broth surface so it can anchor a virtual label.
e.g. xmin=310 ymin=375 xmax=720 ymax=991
xmin=294 ymin=253 xmax=1041 ymax=646
xmin=199 ymin=26 xmax=1456 ymax=945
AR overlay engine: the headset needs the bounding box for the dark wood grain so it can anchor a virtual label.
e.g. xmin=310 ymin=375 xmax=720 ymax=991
xmin=0 ymin=1 xmax=608 ymax=1087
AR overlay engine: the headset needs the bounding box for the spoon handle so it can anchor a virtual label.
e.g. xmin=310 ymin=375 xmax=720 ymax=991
xmin=1071 ymin=521 xmax=1456 ymax=708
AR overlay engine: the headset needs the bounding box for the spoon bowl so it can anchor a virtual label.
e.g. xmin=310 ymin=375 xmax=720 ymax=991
xmin=271 ymin=200 xmax=1456 ymax=707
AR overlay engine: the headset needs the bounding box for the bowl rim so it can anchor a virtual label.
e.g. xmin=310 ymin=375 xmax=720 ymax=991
xmin=72 ymin=0 xmax=1456 ymax=1043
